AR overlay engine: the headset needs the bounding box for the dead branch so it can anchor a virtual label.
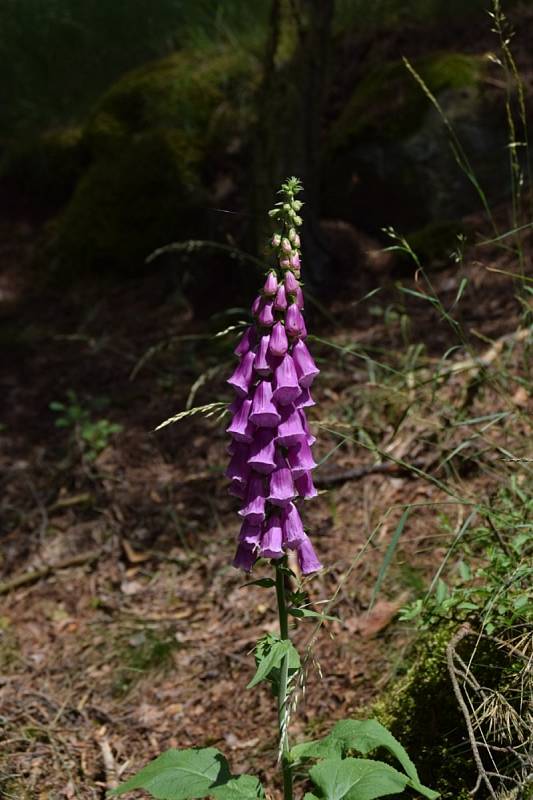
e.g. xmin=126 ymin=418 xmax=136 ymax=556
xmin=0 ymin=549 xmax=101 ymax=596
xmin=95 ymin=727 xmax=118 ymax=789
xmin=313 ymin=459 xmax=428 ymax=487
xmin=447 ymin=625 xmax=498 ymax=799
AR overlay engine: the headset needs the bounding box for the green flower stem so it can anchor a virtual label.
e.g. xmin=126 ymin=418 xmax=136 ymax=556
xmin=275 ymin=558 xmax=293 ymax=800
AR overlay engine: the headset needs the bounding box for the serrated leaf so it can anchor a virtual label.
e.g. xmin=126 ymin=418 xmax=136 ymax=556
xmin=110 ymin=747 xmax=230 ymax=799
xmin=247 ymin=640 xmax=291 ymax=689
xmin=309 ymin=757 xmax=408 ymax=800
xmin=212 ymin=775 xmax=265 ymax=800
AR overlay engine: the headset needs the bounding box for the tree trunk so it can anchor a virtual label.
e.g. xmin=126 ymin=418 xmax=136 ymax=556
xmin=251 ymin=0 xmax=334 ymax=287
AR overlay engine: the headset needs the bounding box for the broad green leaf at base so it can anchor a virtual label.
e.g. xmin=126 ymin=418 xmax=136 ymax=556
xmin=110 ymin=748 xmax=230 ymax=799
xmin=212 ymin=774 xmax=265 ymax=800
xmin=309 ymin=757 xmax=408 ymax=800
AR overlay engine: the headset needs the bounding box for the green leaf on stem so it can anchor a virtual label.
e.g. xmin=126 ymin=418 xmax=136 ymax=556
xmin=212 ymin=774 xmax=265 ymax=800
xmin=291 ymin=738 xmax=343 ymax=761
xmin=110 ymin=747 xmax=230 ymax=799
xmin=242 ymin=578 xmax=276 ymax=589
xmin=329 ymin=720 xmax=418 ymax=782
xmin=309 ymin=757 xmax=408 ymax=800
xmin=288 ymin=607 xmax=338 ymax=622
xmin=247 ymin=638 xmax=299 ymax=689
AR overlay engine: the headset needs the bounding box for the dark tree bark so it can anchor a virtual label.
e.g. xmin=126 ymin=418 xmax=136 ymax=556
xmin=251 ymin=0 xmax=334 ymax=288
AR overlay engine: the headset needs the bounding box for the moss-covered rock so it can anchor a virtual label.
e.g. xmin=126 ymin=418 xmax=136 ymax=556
xmin=372 ymin=625 xmax=521 ymax=799
xmin=330 ymin=53 xmax=484 ymax=152
xmin=56 ymin=129 xmax=203 ymax=275
xmin=54 ymin=47 xmax=258 ymax=277
xmin=323 ymin=52 xmax=508 ymax=241
xmin=84 ymin=48 xmax=256 ymax=160
xmin=0 ymin=127 xmax=88 ymax=218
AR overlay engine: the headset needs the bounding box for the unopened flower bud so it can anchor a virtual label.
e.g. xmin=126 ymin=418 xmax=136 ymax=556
xmin=285 ymin=303 xmax=305 ymax=337
xmin=284 ymin=271 xmax=299 ymax=294
xmin=281 ymin=238 xmax=291 ymax=253
xmin=274 ymin=284 xmax=288 ymax=311
xmin=272 ymin=233 xmax=281 ymax=247
xmin=279 ymin=258 xmax=291 ymax=269
xmin=290 ymin=252 xmax=300 ymax=270
xmin=293 ymin=233 xmax=301 ymax=248
xmin=263 ymin=271 xmax=278 ymax=296
xmin=292 ymin=200 xmax=303 ymax=211
xmin=293 ymin=215 xmax=303 ymax=226
xmin=288 ymin=228 xmax=297 ymax=242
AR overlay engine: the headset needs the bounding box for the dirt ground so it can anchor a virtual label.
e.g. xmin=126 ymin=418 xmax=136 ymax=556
xmin=0 ymin=215 xmax=531 ymax=799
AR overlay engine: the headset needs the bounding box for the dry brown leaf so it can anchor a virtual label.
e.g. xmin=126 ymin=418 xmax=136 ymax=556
xmin=345 ymin=594 xmax=408 ymax=638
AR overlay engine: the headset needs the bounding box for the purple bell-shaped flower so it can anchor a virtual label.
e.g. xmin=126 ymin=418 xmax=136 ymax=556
xmin=281 ymin=503 xmax=306 ymax=549
xmin=226 ymin=397 xmax=254 ymax=442
xmin=297 ymin=534 xmax=322 ymax=574
xmin=273 ymin=354 xmax=300 ymax=406
xmin=249 ymin=380 xmax=281 ymax=428
xmin=233 ymin=542 xmax=257 ymax=572
xmin=225 ymin=442 xmax=251 ymax=484
xmin=269 ymin=321 xmax=288 ymax=357
xmin=254 ymin=333 xmax=272 ymax=377
xmin=287 ymin=439 xmax=317 ymax=478
xmin=239 ymin=475 xmax=267 ymax=524
xmin=238 ymin=518 xmax=263 ymax=547
xmin=294 ymin=387 xmax=315 ymax=408
xmin=248 ymin=428 xmax=277 ymax=474
xmin=260 ymin=515 xmax=284 ymax=559
xmin=267 ymin=452 xmax=296 ymax=507
xmin=227 ymin=350 xmax=255 ymax=398
xmin=277 ymin=405 xmax=306 ymax=447
xmin=292 ymin=339 xmax=319 ymax=388
xmin=294 ymin=470 xmax=317 ymax=499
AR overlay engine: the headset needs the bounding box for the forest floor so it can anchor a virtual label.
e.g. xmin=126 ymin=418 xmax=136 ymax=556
xmin=0 ymin=214 xmax=531 ymax=799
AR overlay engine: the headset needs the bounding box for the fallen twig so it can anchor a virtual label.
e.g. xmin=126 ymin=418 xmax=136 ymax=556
xmin=446 ymin=625 xmax=498 ymax=799
xmin=0 ymin=549 xmax=101 ymax=596
xmin=96 ymin=727 xmax=118 ymax=789
xmin=313 ymin=459 xmax=427 ymax=487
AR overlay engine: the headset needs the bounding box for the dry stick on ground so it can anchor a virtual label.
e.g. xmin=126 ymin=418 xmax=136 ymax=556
xmin=447 ymin=625 xmax=498 ymax=800
xmin=0 ymin=549 xmax=101 ymax=595
xmin=456 ymin=327 xmax=530 ymax=410
xmin=95 ymin=727 xmax=119 ymax=789
xmin=313 ymin=460 xmax=428 ymax=487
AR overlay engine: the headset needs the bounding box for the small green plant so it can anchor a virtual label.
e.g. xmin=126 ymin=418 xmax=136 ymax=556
xmin=400 ymin=486 xmax=533 ymax=635
xmin=49 ymin=389 xmax=122 ymax=462
xmin=112 ymin=626 xmax=180 ymax=697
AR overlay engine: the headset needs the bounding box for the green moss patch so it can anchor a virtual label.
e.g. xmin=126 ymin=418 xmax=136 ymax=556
xmin=330 ymin=52 xmax=485 ymax=152
xmin=56 ymin=129 xmax=203 ymax=275
xmin=53 ymin=47 xmax=258 ymax=276
xmin=84 ymin=48 xmax=257 ymax=160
